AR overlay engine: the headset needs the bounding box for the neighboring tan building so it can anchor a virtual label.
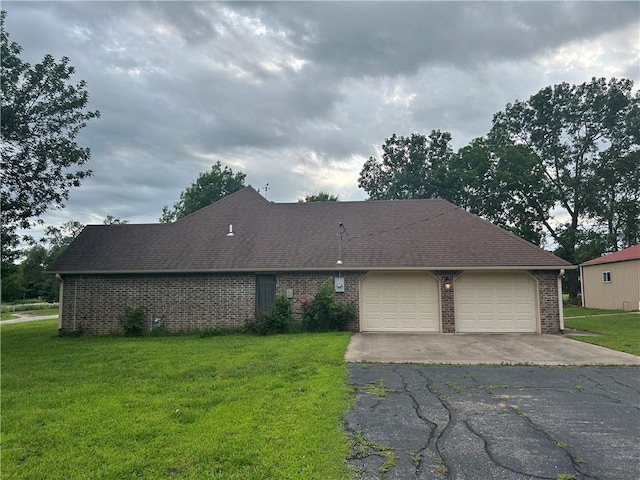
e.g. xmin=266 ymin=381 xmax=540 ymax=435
xmin=580 ymin=245 xmax=640 ymax=311
xmin=49 ymin=186 xmax=572 ymax=335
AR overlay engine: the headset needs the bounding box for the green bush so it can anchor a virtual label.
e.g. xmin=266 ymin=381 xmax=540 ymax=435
xmin=302 ymin=281 xmax=356 ymax=332
xmin=121 ymin=307 xmax=146 ymax=336
xmin=247 ymin=295 xmax=292 ymax=335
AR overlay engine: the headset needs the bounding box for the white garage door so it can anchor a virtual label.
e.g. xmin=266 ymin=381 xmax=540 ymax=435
xmin=455 ymin=272 xmax=537 ymax=332
xmin=360 ymin=272 xmax=440 ymax=332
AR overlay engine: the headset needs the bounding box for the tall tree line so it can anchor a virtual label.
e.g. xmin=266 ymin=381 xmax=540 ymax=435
xmin=359 ymin=78 xmax=639 ymax=299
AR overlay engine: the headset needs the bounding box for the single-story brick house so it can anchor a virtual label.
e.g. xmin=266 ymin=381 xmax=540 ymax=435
xmin=580 ymin=244 xmax=640 ymax=311
xmin=49 ymin=186 xmax=572 ymax=335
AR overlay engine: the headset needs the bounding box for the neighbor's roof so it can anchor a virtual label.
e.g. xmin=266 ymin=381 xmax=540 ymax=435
xmin=581 ymin=244 xmax=640 ymax=266
xmin=49 ymin=186 xmax=572 ymax=273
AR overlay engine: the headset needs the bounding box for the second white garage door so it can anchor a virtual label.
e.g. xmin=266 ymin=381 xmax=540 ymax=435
xmin=455 ymin=272 xmax=538 ymax=332
xmin=360 ymin=272 xmax=440 ymax=332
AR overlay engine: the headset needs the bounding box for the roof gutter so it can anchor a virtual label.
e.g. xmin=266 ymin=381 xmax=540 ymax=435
xmin=48 ymin=265 xmax=575 ymax=275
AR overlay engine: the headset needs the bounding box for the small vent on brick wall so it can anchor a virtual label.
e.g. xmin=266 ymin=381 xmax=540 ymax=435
xmin=227 ymin=224 xmax=234 ymax=237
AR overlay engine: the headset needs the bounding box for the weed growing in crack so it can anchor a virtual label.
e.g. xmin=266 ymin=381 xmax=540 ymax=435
xmin=555 ymin=441 xmax=569 ymax=448
xmin=433 ymin=456 xmax=449 ymax=474
xmin=352 ymin=431 xmax=397 ymax=473
xmin=573 ymin=455 xmax=586 ymax=464
xmin=446 ymin=381 xmax=465 ymax=393
xmin=511 ymin=406 xmax=526 ymax=416
xmin=484 ymin=384 xmax=509 ymax=391
xmin=365 ymin=380 xmax=387 ymax=398
xmin=556 ymin=474 xmax=577 ymax=480
xmin=350 ymin=433 xmax=369 ymax=460
xmin=410 ymin=450 xmax=421 ymax=466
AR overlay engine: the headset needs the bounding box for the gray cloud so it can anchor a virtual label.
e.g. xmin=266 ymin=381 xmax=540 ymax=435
xmin=3 ymin=1 xmax=638 ymax=242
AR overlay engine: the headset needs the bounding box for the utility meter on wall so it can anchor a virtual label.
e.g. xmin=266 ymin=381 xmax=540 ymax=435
xmin=334 ymin=277 xmax=345 ymax=293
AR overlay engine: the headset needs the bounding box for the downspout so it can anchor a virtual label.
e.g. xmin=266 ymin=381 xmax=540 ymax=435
xmin=56 ymin=274 xmax=64 ymax=331
xmin=73 ymin=277 xmax=78 ymax=331
xmin=579 ymin=265 xmax=585 ymax=307
xmin=558 ymin=269 xmax=565 ymax=333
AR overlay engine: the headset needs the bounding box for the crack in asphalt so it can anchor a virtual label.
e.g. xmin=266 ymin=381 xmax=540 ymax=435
xmin=511 ymin=406 xmax=597 ymax=479
xmin=456 ymin=367 xmax=581 ymax=479
xmin=416 ymin=368 xmax=454 ymax=478
xmin=345 ymin=365 xmax=638 ymax=480
xmin=393 ymin=366 xmax=438 ymax=479
xmin=577 ymin=371 xmax=640 ymax=408
xmin=575 ymin=372 xmax=640 ymax=410
xmin=462 ymin=418 xmax=554 ymax=480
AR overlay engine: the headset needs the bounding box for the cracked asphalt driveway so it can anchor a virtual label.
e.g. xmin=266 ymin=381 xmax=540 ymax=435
xmin=345 ymin=364 xmax=640 ymax=480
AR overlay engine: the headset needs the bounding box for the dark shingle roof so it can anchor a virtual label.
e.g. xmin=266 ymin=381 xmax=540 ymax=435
xmin=49 ymin=186 xmax=571 ymax=273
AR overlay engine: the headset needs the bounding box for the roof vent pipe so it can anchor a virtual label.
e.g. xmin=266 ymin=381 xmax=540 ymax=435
xmin=337 ymin=222 xmax=345 ymax=264
xmin=226 ymin=224 xmax=234 ymax=237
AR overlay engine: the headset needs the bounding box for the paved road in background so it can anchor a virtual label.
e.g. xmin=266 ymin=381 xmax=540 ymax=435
xmin=0 ymin=314 xmax=58 ymax=325
xmin=346 ymin=364 xmax=640 ymax=480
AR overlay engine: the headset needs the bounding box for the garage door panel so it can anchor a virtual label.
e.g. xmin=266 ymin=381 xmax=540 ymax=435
xmin=361 ymin=273 xmax=440 ymax=332
xmin=456 ymin=272 xmax=537 ymax=333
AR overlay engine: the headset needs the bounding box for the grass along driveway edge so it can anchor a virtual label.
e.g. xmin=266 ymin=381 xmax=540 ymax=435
xmin=564 ymin=312 xmax=640 ymax=356
xmin=1 ymin=320 xmax=355 ymax=480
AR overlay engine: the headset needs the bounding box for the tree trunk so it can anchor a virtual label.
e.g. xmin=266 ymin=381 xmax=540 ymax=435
xmin=567 ymin=268 xmax=579 ymax=302
xmin=566 ymin=215 xmax=580 ymax=301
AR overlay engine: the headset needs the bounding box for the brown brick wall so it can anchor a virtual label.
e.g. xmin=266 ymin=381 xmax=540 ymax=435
xmin=532 ymin=270 xmax=562 ymax=334
xmin=59 ymin=271 xmax=363 ymax=335
xmin=275 ymin=271 xmax=364 ymax=330
xmin=59 ymin=269 xmax=561 ymax=336
xmin=433 ymin=271 xmax=460 ymax=333
xmin=59 ymin=273 xmax=256 ymax=335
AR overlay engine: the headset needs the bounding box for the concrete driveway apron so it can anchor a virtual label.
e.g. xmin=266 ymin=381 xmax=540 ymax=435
xmin=344 ymin=333 xmax=640 ymax=365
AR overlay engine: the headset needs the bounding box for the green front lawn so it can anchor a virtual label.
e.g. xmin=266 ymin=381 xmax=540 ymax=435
xmin=1 ymin=321 xmax=354 ymax=480
xmin=564 ymin=312 xmax=640 ymax=356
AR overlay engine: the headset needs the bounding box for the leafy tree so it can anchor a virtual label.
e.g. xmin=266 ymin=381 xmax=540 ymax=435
xmin=160 ymin=161 xmax=246 ymax=222
xmin=587 ymin=149 xmax=639 ymax=249
xmin=489 ymin=77 xmax=639 ymax=298
xmin=358 ymin=130 xmax=454 ymax=200
xmin=1 ymin=216 xmax=128 ymax=302
xmin=554 ymin=229 xmax=608 ymax=299
xmin=19 ymin=245 xmax=58 ymax=301
xmin=0 ymin=11 xmax=100 ymax=261
xmin=44 ymin=216 xmax=126 ymax=259
xmin=298 ymin=192 xmax=339 ymax=202
xmin=102 ymin=215 xmax=128 ymax=225
xmin=1 ymin=262 xmax=23 ymax=302
xmin=42 ymin=221 xmax=85 ymax=250
xmin=449 ymin=138 xmax=553 ymax=245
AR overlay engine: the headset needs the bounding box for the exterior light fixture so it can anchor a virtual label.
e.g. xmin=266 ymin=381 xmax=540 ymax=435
xmin=444 ymin=277 xmax=452 ymax=289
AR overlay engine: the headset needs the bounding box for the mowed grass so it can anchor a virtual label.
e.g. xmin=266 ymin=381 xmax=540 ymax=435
xmin=564 ymin=306 xmax=626 ymax=317
xmin=564 ymin=309 xmax=640 ymax=356
xmin=1 ymin=320 xmax=355 ymax=480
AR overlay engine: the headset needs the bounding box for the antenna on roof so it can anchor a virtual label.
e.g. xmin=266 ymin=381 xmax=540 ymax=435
xmin=337 ymin=222 xmax=345 ymax=264
xmin=262 ymin=183 xmax=270 ymax=199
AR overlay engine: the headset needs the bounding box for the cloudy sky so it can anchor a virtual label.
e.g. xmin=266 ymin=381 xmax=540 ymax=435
xmin=4 ymin=1 xmax=639 ymax=238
